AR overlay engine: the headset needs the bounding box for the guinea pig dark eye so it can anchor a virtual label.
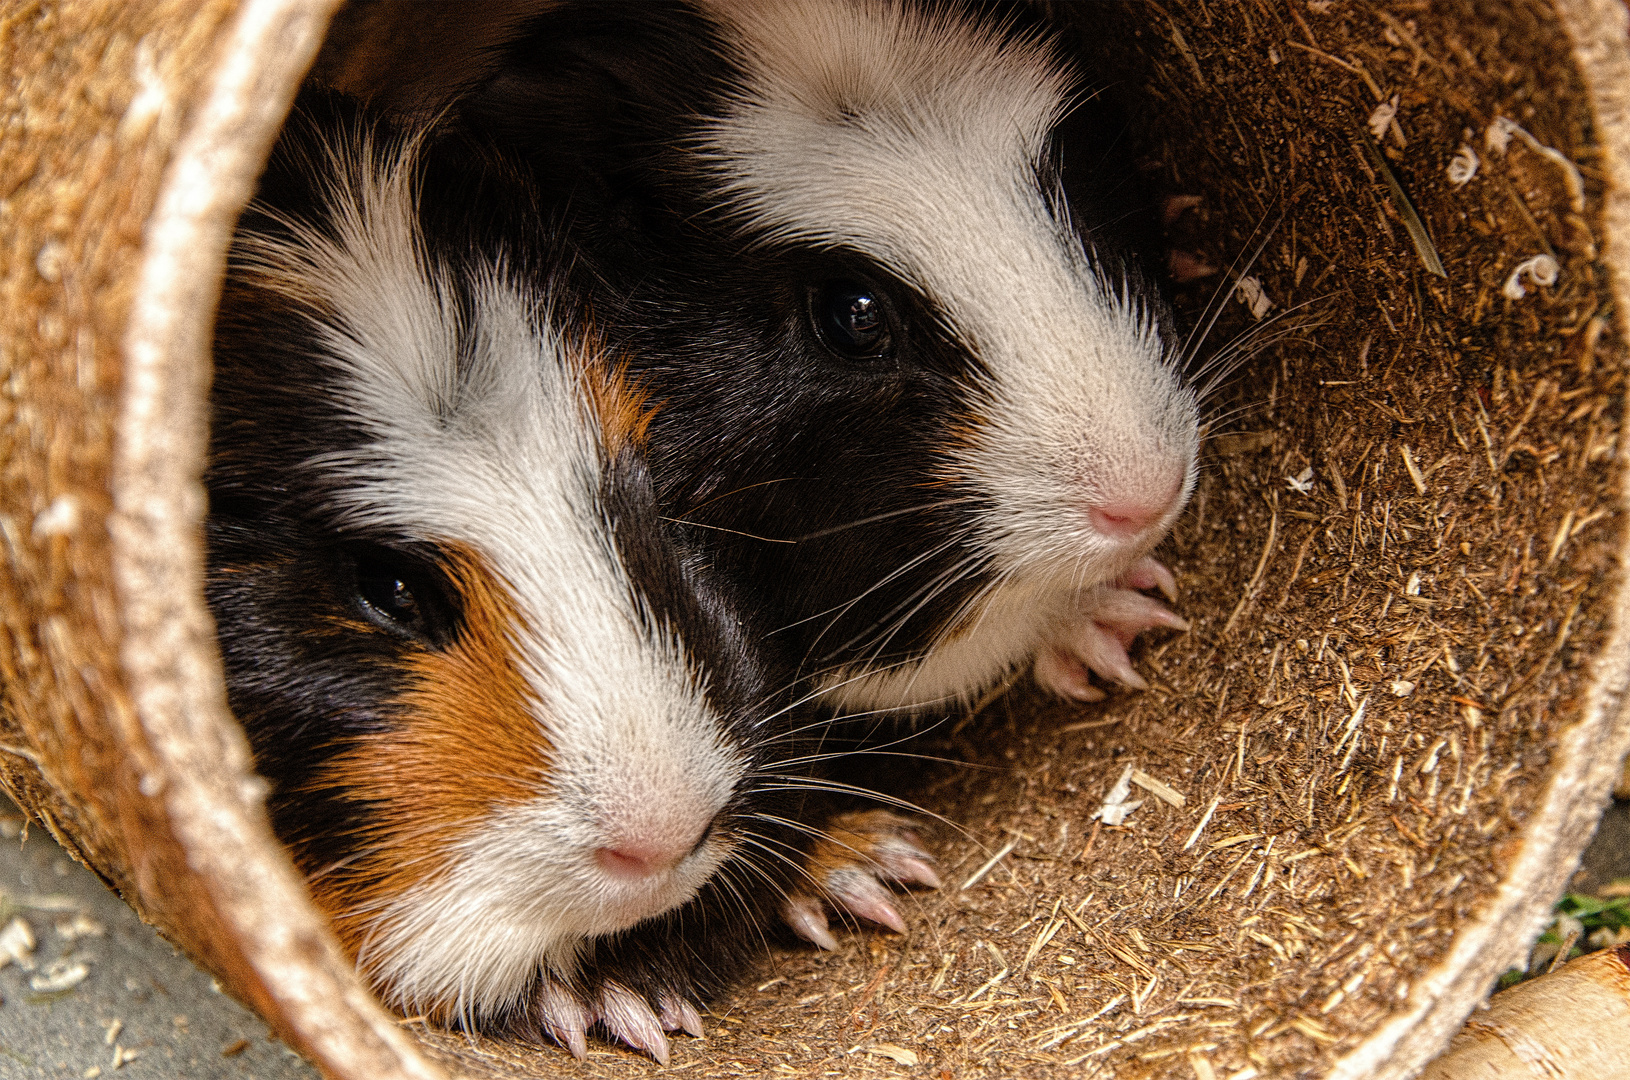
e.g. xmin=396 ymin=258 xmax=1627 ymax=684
xmin=352 ymin=550 xmax=453 ymax=645
xmin=811 ymin=279 xmax=895 ymax=359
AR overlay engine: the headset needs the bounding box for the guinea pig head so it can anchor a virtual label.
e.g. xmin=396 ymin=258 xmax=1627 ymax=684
xmin=207 ymin=110 xmax=768 ymax=1028
xmin=462 ymin=0 xmax=1199 ymax=712
xmin=695 ymin=0 xmax=1200 ymax=588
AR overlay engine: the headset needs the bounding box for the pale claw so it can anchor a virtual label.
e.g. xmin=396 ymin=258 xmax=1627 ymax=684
xmin=1162 ymin=193 xmax=1204 ymax=225
xmin=1169 ymin=250 xmax=1218 ymax=282
xmin=1035 ymin=564 xmax=1189 ymax=700
xmin=862 ymin=820 xmax=943 ymax=890
xmin=825 ymin=867 xmax=907 ymax=934
xmin=534 ymin=979 xmax=592 ymax=1060
xmin=659 ymin=995 xmax=706 ymax=1039
xmin=781 ymin=810 xmax=939 ymax=947
xmin=1072 ymin=611 xmax=1151 ymax=690
xmin=1033 ymin=648 xmax=1107 ymax=701
xmin=1119 ymin=555 xmax=1179 ymax=602
xmin=783 ymin=893 xmax=840 ymax=950
xmin=1092 ymin=586 xmax=1191 ymax=640
xmin=598 ymin=982 xmax=671 ymax=1065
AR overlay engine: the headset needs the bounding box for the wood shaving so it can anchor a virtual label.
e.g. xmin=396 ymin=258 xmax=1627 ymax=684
xmin=1447 ymin=143 xmax=1479 ymax=185
xmin=29 ymin=958 xmax=89 ymax=992
xmin=1504 ymin=254 xmax=1561 ymax=299
xmin=1129 ymin=769 xmax=1187 ymax=808
xmin=1232 ymin=276 xmax=1273 ymax=320
xmin=858 ymin=1043 xmax=919 ymax=1066
xmin=0 ymin=915 xmax=36 ymax=970
xmin=1092 ymin=766 xmax=1145 ymax=826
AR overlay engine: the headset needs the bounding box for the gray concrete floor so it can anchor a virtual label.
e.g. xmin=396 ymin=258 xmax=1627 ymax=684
xmin=0 ymin=803 xmax=318 ymax=1080
xmin=1574 ymin=795 xmax=1630 ymax=896
xmin=1 ymin=795 xmax=1626 ymax=1080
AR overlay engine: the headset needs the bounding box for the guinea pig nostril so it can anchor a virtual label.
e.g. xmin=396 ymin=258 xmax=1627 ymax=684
xmin=1087 ymin=471 xmax=1187 ymax=542
xmin=1088 ymin=502 xmax=1162 ymax=540
xmin=691 ymin=817 xmax=720 ymax=857
xmin=595 ymin=843 xmax=679 ymax=880
xmin=596 ymin=814 xmax=718 ymax=881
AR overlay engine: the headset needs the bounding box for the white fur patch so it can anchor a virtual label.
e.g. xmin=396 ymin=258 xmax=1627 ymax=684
xmin=236 ymin=132 xmax=745 ymax=1023
xmin=696 ymin=0 xmax=1200 ymax=709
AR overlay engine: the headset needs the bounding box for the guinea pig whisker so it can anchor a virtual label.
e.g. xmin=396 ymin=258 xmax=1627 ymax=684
xmin=708 ymin=863 xmax=782 ymax=955
xmin=717 ymin=847 xmax=799 ymax=913
xmin=760 ymin=709 xmax=949 ymax=763
xmin=751 ymin=704 xmax=850 ymax=745
xmin=829 ymin=528 xmax=982 ymax=627
xmin=1194 ymin=340 xmax=1289 ymax=404
xmin=1189 ymin=308 xmax=1306 ymax=382
xmin=780 ymin=531 xmax=971 ymax=638
xmin=744 ymin=814 xmax=908 ymax=875
xmin=788 ymin=496 xmax=980 ymax=543
xmin=1196 ymin=398 xmax=1269 ymax=435
xmin=697 ymin=866 xmax=755 ymax=943
xmin=739 ymin=815 xmax=839 ymax=855
xmin=751 ymin=675 xmax=970 ymax=759
xmin=1195 ymin=337 xmax=1308 ymax=409
xmin=896 ymin=556 xmax=1015 ymax=676
xmin=1198 ymin=291 xmax=1332 ymax=360
xmin=1189 ymin=294 xmax=1335 ymax=398
xmin=1179 ymin=210 xmax=1285 ymax=365
xmin=745 ymin=657 xmax=854 ymax=715
xmin=769 ymin=748 xmax=995 ymax=772
xmin=714 ymin=860 xmax=779 ymax=926
xmin=674 ymin=476 xmax=809 ymax=517
xmin=750 ymin=660 xmax=922 ymax=736
xmin=662 ymin=477 xmax=815 ymax=543
xmin=731 ymin=830 xmax=826 ymax=890
xmin=832 ymin=543 xmax=989 ymax=662
xmin=661 ymin=517 xmax=796 ymax=544
xmin=751 ymin=779 xmax=961 ymax=836
xmin=845 ymin=568 xmax=1011 ymax=712
xmin=1056 ymin=80 xmax=1115 ymax=132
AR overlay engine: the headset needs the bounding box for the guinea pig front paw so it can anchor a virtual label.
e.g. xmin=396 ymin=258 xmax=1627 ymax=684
xmin=1033 ymin=556 xmax=1190 ymax=701
xmin=532 ymin=976 xmax=703 ymax=1065
xmin=781 ymin=810 xmax=941 ymax=951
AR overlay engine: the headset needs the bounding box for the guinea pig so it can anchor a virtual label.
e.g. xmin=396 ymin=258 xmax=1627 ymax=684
xmin=460 ymin=0 xmax=1200 ymax=718
xmin=206 ymin=92 xmax=939 ymax=1062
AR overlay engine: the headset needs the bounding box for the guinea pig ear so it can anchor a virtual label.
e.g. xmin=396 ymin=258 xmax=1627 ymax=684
xmin=457 ymin=2 xmax=724 ymax=241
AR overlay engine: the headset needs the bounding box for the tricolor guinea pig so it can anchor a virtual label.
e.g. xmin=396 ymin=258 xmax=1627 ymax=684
xmin=463 ymin=0 xmax=1200 ymax=716
xmin=206 ymin=93 xmax=938 ymax=1062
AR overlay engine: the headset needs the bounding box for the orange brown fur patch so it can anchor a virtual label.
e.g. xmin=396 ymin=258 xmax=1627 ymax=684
xmin=302 ymin=542 xmax=549 ymax=965
xmin=576 ymin=333 xmax=657 ymax=454
xmin=802 ymin=809 xmax=920 ymax=882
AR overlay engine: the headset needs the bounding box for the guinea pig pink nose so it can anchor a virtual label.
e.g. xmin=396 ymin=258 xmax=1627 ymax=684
xmin=594 ymin=821 xmax=712 ymax=881
xmin=1088 ymin=475 xmax=1185 ymax=541
xmin=595 ymin=841 xmax=687 ymax=880
xmin=1089 ymin=501 xmax=1163 ymax=540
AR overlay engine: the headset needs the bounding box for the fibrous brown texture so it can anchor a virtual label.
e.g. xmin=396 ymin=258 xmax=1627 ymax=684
xmin=2 ymin=3 xmax=1628 ymax=1080
xmin=1 ymin=3 xmax=438 ymax=1078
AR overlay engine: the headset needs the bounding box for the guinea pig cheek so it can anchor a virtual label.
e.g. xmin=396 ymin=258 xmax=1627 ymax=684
xmin=306 ymin=550 xmax=555 ymax=960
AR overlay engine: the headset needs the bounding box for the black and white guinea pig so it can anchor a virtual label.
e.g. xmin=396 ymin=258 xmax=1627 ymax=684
xmin=462 ymin=0 xmax=1200 ymax=716
xmin=206 ymin=93 xmax=938 ymax=1062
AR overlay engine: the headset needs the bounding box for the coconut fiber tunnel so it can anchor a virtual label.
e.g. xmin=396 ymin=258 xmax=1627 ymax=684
xmin=3 ymin=1 xmax=1630 ymax=1078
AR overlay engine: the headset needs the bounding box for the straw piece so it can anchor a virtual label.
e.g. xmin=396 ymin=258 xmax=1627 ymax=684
xmin=1130 ymin=769 xmax=1188 ymax=808
xmin=960 ymin=839 xmax=1019 ymax=891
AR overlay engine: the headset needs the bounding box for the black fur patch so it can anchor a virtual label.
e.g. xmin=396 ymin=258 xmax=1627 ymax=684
xmin=457 ymin=1 xmax=1169 ymax=691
